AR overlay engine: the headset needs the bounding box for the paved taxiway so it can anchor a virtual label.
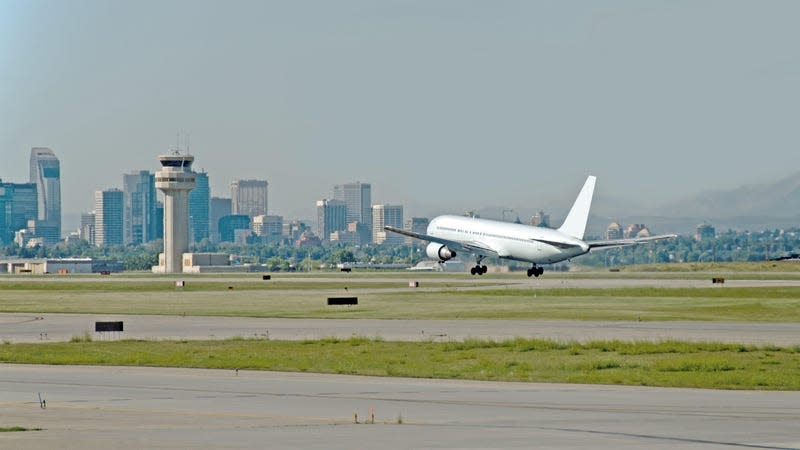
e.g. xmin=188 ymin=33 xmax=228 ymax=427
xmin=3 ymin=313 xmax=800 ymax=345
xmin=1 ymin=364 xmax=798 ymax=449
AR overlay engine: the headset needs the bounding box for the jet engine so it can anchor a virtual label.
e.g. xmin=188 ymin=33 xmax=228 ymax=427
xmin=426 ymin=243 xmax=456 ymax=261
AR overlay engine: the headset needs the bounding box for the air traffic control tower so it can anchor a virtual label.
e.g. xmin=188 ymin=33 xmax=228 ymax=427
xmin=155 ymin=153 xmax=196 ymax=273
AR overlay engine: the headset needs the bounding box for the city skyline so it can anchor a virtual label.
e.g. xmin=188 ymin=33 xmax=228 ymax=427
xmin=4 ymin=2 xmax=800 ymax=230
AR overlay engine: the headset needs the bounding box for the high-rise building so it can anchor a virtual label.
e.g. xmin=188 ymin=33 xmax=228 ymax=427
xmin=231 ymin=179 xmax=268 ymax=219
xmin=94 ymin=189 xmax=123 ymax=247
xmin=405 ymin=217 xmax=429 ymax=245
xmin=123 ymin=170 xmax=158 ymax=245
xmin=218 ymin=214 xmax=251 ymax=243
xmin=209 ymin=197 xmax=232 ymax=243
xmin=606 ymin=222 xmax=623 ymax=240
xmin=253 ymin=215 xmax=283 ymax=243
xmin=155 ymin=153 xmax=196 ymax=273
xmin=29 ymin=147 xmax=61 ymax=244
xmin=372 ymin=204 xmax=403 ymax=244
xmin=695 ymin=223 xmax=716 ymax=242
xmin=333 ymin=182 xmax=371 ymax=241
xmin=530 ymin=210 xmax=550 ymax=228
xmin=0 ymin=180 xmax=38 ymax=244
xmin=189 ymin=171 xmax=210 ymax=243
xmin=154 ymin=202 xmax=164 ymax=239
xmin=316 ymin=199 xmax=347 ymax=241
xmin=80 ymin=212 xmax=96 ymax=245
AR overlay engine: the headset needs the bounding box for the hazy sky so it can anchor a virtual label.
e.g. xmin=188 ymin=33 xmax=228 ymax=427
xmin=2 ymin=0 xmax=799 ymax=225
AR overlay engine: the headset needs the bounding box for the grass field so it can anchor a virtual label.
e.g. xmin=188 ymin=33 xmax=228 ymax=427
xmin=2 ymin=269 xmax=798 ymax=391
xmin=1 ymin=276 xmax=798 ymax=321
xmin=2 ymin=337 xmax=798 ymax=390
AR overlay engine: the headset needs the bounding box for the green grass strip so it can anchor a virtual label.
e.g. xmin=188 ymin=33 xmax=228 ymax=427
xmin=2 ymin=338 xmax=799 ymax=390
xmin=2 ymin=285 xmax=799 ymax=322
xmin=0 ymin=426 xmax=41 ymax=432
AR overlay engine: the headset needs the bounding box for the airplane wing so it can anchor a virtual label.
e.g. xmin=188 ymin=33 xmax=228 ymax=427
xmin=383 ymin=226 xmax=501 ymax=257
xmin=530 ymin=238 xmax=583 ymax=250
xmin=586 ymin=234 xmax=677 ymax=250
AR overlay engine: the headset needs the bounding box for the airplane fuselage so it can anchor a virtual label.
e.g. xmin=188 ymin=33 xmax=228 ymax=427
xmin=427 ymin=215 xmax=589 ymax=265
xmin=385 ymin=176 xmax=675 ymax=277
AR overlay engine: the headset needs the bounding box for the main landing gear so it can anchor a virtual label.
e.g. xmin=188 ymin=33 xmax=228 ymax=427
xmin=527 ymin=265 xmax=544 ymax=278
xmin=470 ymin=265 xmax=488 ymax=275
xmin=470 ymin=256 xmax=488 ymax=276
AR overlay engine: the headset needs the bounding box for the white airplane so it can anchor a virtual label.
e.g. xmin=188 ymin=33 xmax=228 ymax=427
xmin=385 ymin=176 xmax=676 ymax=277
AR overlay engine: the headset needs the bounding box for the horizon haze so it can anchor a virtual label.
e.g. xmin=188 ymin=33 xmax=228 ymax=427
xmin=3 ymin=1 xmax=800 ymax=229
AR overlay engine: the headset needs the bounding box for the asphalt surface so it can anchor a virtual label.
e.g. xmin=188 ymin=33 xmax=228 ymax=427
xmin=3 ymin=313 xmax=800 ymax=346
xmin=1 ymin=364 xmax=798 ymax=450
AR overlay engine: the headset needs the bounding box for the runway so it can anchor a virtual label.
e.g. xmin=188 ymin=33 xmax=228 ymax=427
xmin=2 ymin=313 xmax=800 ymax=346
xmin=1 ymin=364 xmax=798 ymax=449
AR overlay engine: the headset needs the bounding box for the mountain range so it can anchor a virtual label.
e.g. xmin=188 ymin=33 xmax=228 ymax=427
xmin=473 ymin=172 xmax=800 ymax=237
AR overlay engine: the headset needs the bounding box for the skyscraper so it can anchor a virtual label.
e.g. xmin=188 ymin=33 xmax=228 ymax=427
xmin=405 ymin=217 xmax=429 ymax=245
xmin=209 ymin=197 xmax=232 ymax=243
xmin=316 ymin=199 xmax=347 ymax=241
xmin=80 ymin=212 xmax=96 ymax=245
xmin=218 ymin=214 xmax=251 ymax=243
xmin=372 ymin=204 xmax=403 ymax=244
xmin=231 ymin=179 xmax=268 ymax=219
xmin=94 ymin=189 xmax=123 ymax=247
xmin=123 ymin=170 xmax=158 ymax=244
xmin=155 ymin=153 xmax=196 ymax=273
xmin=333 ymin=182 xmax=371 ymax=241
xmin=189 ymin=171 xmax=210 ymax=243
xmin=29 ymin=147 xmax=61 ymax=244
xmin=0 ymin=180 xmax=37 ymax=245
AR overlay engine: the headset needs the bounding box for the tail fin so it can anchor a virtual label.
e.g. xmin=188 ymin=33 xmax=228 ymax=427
xmin=557 ymin=176 xmax=596 ymax=239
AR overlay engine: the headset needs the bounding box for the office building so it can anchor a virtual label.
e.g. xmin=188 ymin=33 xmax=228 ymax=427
xmin=316 ymin=199 xmax=347 ymax=241
xmin=154 ymin=153 xmax=196 ymax=273
xmin=218 ymin=214 xmax=251 ymax=243
xmin=94 ymin=189 xmax=123 ymax=247
xmin=252 ymin=214 xmax=283 ymax=243
xmin=372 ymin=204 xmax=403 ymax=244
xmin=154 ymin=202 xmax=164 ymax=239
xmin=231 ymin=179 xmax=268 ymax=219
xmin=606 ymin=222 xmax=623 ymax=240
xmin=209 ymin=197 xmax=232 ymax=242
xmin=624 ymin=224 xmax=646 ymax=239
xmin=282 ymin=220 xmax=307 ymax=244
xmin=29 ymin=147 xmax=61 ymax=243
xmin=123 ymin=170 xmax=158 ymax=245
xmin=333 ymin=182 xmax=372 ymax=241
xmin=80 ymin=212 xmax=96 ymax=245
xmin=0 ymin=180 xmax=37 ymax=245
xmin=531 ymin=210 xmax=550 ymax=228
xmin=695 ymin=223 xmax=716 ymax=242
xmin=189 ymin=171 xmax=210 ymax=243
xmin=405 ymin=217 xmax=429 ymax=245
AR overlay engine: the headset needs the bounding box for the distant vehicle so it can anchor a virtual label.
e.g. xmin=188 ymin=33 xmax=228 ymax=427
xmin=385 ymin=176 xmax=676 ymax=277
